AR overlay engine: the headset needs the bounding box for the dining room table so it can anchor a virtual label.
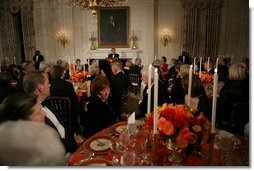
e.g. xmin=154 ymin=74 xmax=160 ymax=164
xmin=67 ymin=120 xmax=249 ymax=166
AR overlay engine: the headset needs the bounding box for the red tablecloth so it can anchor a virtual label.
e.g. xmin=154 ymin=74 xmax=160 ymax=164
xmin=68 ymin=121 xmax=248 ymax=166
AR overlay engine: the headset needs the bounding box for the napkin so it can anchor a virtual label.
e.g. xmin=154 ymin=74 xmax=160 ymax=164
xmin=128 ymin=112 xmax=135 ymax=124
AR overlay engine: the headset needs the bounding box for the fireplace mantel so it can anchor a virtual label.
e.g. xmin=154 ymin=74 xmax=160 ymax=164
xmin=88 ymin=49 xmax=140 ymax=60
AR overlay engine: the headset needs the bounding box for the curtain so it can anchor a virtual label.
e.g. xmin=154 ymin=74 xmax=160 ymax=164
xmin=182 ymin=0 xmax=223 ymax=61
xmin=0 ymin=0 xmax=35 ymax=62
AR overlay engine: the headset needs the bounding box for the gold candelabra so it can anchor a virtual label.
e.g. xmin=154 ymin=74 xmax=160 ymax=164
xmin=57 ymin=30 xmax=69 ymax=48
xmin=89 ymin=32 xmax=96 ymax=50
xmin=130 ymin=31 xmax=138 ymax=50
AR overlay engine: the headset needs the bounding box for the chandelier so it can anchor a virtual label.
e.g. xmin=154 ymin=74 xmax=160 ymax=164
xmin=65 ymin=0 xmax=126 ymax=16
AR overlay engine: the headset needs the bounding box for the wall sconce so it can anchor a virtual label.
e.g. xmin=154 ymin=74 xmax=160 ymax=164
xmin=160 ymin=28 xmax=172 ymax=46
xmin=57 ymin=30 xmax=69 ymax=48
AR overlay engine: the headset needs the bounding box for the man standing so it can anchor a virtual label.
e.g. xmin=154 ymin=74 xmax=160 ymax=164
xmin=33 ymin=50 xmax=44 ymax=70
xmin=108 ymin=47 xmax=119 ymax=59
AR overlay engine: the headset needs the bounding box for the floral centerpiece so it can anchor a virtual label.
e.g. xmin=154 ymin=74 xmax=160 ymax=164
xmin=70 ymin=71 xmax=88 ymax=82
xmin=197 ymin=71 xmax=213 ymax=84
xmin=145 ymin=103 xmax=210 ymax=157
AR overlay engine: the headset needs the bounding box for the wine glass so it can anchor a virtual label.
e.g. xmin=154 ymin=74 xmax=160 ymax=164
xmin=122 ymin=149 xmax=136 ymax=166
xmin=219 ymin=136 xmax=234 ymax=165
xmin=119 ymin=131 xmax=130 ymax=151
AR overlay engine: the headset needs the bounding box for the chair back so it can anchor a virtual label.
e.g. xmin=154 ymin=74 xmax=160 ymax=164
xmin=46 ymin=96 xmax=72 ymax=131
xmin=129 ymin=74 xmax=140 ymax=95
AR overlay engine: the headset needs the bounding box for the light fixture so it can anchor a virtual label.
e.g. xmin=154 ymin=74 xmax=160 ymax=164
xmin=130 ymin=30 xmax=138 ymax=50
xmin=65 ymin=0 xmax=127 ymax=16
xmin=160 ymin=28 xmax=172 ymax=46
xmin=89 ymin=31 xmax=96 ymax=50
xmin=57 ymin=30 xmax=69 ymax=48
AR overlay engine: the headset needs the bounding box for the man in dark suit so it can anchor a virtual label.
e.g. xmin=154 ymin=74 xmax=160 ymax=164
xmin=178 ymin=51 xmax=191 ymax=64
xmin=23 ymin=70 xmax=82 ymax=154
xmin=49 ymin=65 xmax=83 ymax=134
xmin=33 ymin=50 xmax=44 ymax=70
xmin=108 ymin=47 xmax=119 ymax=59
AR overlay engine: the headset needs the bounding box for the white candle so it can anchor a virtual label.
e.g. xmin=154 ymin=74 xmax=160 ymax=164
xmin=154 ymin=55 xmax=157 ymax=61
xmin=183 ymin=56 xmax=185 ymax=64
xmin=13 ymin=56 xmax=16 ymax=65
xmin=147 ymin=64 xmax=152 ymax=115
xmin=193 ymin=57 xmax=196 ymax=73
xmin=187 ymin=65 xmax=193 ymax=106
xmin=68 ymin=57 xmax=72 ymax=75
xmin=211 ymin=68 xmax=218 ymax=134
xmin=73 ymin=56 xmax=75 ymax=72
xmin=207 ymin=57 xmax=210 ymax=72
xmin=215 ymin=58 xmax=219 ymax=70
xmin=199 ymin=57 xmax=202 ymax=78
xmin=153 ymin=68 xmax=158 ymax=135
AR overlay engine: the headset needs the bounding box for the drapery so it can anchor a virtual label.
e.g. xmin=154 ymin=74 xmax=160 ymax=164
xmin=182 ymin=0 xmax=223 ymax=61
xmin=0 ymin=0 xmax=35 ymax=62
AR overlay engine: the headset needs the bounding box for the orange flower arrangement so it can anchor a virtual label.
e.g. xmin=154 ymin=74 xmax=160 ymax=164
xmin=145 ymin=103 xmax=210 ymax=150
xmin=70 ymin=71 xmax=88 ymax=82
xmin=197 ymin=71 xmax=213 ymax=84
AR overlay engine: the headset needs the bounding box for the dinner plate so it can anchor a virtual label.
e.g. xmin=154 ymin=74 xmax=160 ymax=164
xmin=77 ymin=158 xmax=112 ymax=166
xmin=83 ymin=136 xmax=111 ymax=154
xmin=111 ymin=122 xmax=127 ymax=134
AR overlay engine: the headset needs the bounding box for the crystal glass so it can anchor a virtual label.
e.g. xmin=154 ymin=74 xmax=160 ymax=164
xmin=122 ymin=150 xmax=136 ymax=166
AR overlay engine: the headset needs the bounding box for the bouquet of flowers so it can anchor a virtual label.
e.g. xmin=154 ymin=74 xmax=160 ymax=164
xmin=70 ymin=71 xmax=88 ymax=82
xmin=197 ymin=71 xmax=213 ymax=84
xmin=145 ymin=103 xmax=210 ymax=153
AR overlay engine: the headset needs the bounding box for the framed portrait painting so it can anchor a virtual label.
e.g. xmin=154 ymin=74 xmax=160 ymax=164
xmin=98 ymin=7 xmax=130 ymax=48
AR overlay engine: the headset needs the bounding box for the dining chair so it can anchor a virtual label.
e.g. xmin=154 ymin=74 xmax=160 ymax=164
xmin=46 ymin=96 xmax=72 ymax=131
xmin=129 ymin=73 xmax=140 ymax=95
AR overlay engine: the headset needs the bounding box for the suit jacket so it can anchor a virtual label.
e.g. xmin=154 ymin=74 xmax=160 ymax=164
xmin=33 ymin=54 xmax=44 ymax=69
xmin=42 ymin=100 xmax=77 ymax=153
xmin=138 ymin=79 xmax=170 ymax=118
xmin=82 ymin=95 xmax=117 ymax=138
xmin=49 ymin=78 xmax=82 ymax=132
xmin=110 ymin=71 xmax=130 ymax=117
xmin=108 ymin=53 xmax=119 ymax=59
xmin=178 ymin=55 xmax=190 ymax=64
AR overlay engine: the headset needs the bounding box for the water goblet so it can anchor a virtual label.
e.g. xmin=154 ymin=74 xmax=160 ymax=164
xmin=122 ymin=149 xmax=136 ymax=166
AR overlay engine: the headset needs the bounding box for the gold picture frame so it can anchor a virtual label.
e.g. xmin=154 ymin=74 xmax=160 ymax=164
xmin=98 ymin=7 xmax=130 ymax=48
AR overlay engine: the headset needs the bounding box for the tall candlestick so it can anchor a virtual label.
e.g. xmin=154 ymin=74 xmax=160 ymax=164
xmin=187 ymin=65 xmax=193 ymax=106
xmin=73 ymin=56 xmax=75 ymax=72
xmin=193 ymin=57 xmax=196 ymax=73
xmin=68 ymin=57 xmax=72 ymax=75
xmin=153 ymin=68 xmax=158 ymax=135
xmin=211 ymin=68 xmax=218 ymax=134
xmin=13 ymin=56 xmax=16 ymax=65
xmin=207 ymin=57 xmax=210 ymax=72
xmin=215 ymin=58 xmax=219 ymax=69
xmin=147 ymin=64 xmax=152 ymax=115
xmin=183 ymin=56 xmax=185 ymax=64
xmin=199 ymin=57 xmax=202 ymax=78
xmin=154 ymin=55 xmax=157 ymax=61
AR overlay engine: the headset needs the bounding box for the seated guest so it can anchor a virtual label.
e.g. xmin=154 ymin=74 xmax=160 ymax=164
xmin=137 ymin=66 xmax=170 ymax=118
xmin=75 ymin=58 xmax=84 ymax=71
xmin=129 ymin=57 xmax=143 ymax=87
xmin=110 ymin=60 xmax=130 ymax=119
xmin=166 ymin=58 xmax=178 ymax=82
xmin=178 ymin=51 xmax=191 ymax=64
xmin=204 ymin=59 xmax=214 ymax=74
xmin=49 ymin=65 xmax=83 ymax=133
xmin=123 ymin=59 xmax=133 ymax=75
xmin=23 ymin=70 xmax=79 ymax=153
xmin=0 ymin=121 xmax=66 ymax=165
xmin=0 ymin=59 xmax=9 ymax=72
xmin=0 ymin=72 xmax=12 ymax=103
xmin=82 ymin=75 xmax=117 ymax=138
xmin=182 ymin=74 xmax=212 ymax=119
xmin=16 ymin=61 xmax=35 ymax=92
xmin=217 ymin=63 xmax=249 ymax=135
xmin=108 ymin=47 xmax=119 ymax=59
xmin=218 ymin=57 xmax=229 ymax=82
xmin=169 ymin=64 xmax=187 ymax=104
xmin=0 ymin=92 xmax=46 ymax=123
xmin=161 ymin=56 xmax=168 ymax=80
